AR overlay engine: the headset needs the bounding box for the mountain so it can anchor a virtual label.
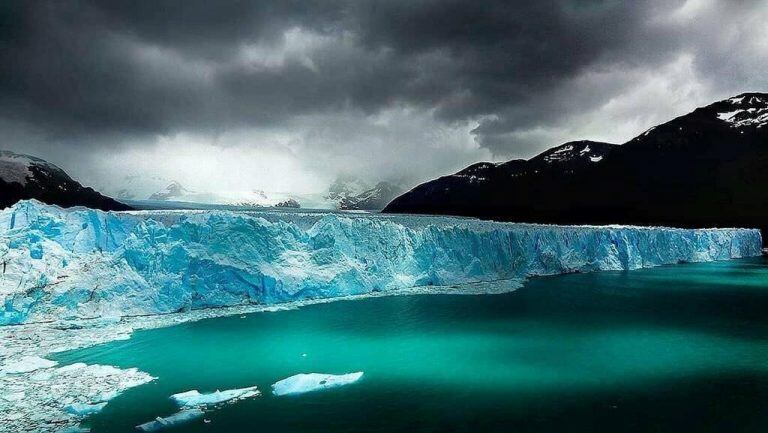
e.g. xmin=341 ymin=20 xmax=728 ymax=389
xmin=0 ymin=150 xmax=130 ymax=211
xmin=327 ymin=176 xmax=370 ymax=205
xmin=385 ymin=92 xmax=768 ymax=235
xmin=110 ymin=175 xmax=314 ymax=208
xmin=274 ymin=198 xmax=301 ymax=208
xmin=327 ymin=176 xmax=403 ymax=210
xmin=337 ymin=181 xmax=403 ymax=210
xmin=113 ymin=175 xmax=180 ymax=201
xmin=147 ymin=180 xmax=191 ymax=201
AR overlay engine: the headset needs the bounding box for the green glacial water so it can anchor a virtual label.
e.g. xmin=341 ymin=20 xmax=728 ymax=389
xmin=56 ymin=258 xmax=768 ymax=433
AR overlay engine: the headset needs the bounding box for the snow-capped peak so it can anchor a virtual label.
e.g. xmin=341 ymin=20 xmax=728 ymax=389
xmin=148 ymin=181 xmax=191 ymax=201
xmin=717 ymin=93 xmax=768 ymax=129
xmin=0 ymin=151 xmax=35 ymax=185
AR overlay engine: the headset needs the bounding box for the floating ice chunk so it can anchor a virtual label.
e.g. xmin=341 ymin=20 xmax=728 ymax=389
xmin=272 ymin=372 xmax=364 ymax=396
xmin=65 ymin=402 xmax=107 ymax=416
xmin=170 ymin=385 xmax=260 ymax=407
xmin=136 ymin=409 xmax=204 ymax=432
xmin=1 ymin=356 xmax=57 ymax=374
xmin=57 ymin=427 xmax=91 ymax=433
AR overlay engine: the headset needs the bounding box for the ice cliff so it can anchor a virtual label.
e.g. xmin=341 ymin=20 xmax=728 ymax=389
xmin=0 ymin=200 xmax=762 ymax=325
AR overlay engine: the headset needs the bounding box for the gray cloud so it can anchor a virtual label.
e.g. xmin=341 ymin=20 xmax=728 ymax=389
xmin=0 ymin=0 xmax=766 ymax=190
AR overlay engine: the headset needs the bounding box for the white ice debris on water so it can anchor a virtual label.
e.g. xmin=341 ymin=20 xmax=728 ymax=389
xmin=272 ymin=372 xmax=364 ymax=396
xmin=0 ymin=200 xmax=761 ymax=325
xmin=0 ymin=358 xmax=154 ymax=433
xmin=171 ymin=385 xmax=260 ymax=407
xmin=136 ymin=408 xmax=205 ymax=432
xmin=0 ymin=356 xmax=57 ymax=374
xmin=65 ymin=402 xmax=107 ymax=416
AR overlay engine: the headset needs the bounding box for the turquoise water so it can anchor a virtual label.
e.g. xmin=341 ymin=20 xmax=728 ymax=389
xmin=56 ymin=258 xmax=768 ymax=433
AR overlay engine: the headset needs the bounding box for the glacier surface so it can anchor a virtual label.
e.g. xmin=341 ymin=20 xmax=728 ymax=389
xmin=0 ymin=199 xmax=762 ymax=325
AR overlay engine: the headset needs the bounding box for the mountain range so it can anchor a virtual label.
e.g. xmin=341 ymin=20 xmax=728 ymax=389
xmin=3 ymin=92 xmax=766 ymax=227
xmin=385 ymin=93 xmax=768 ymax=237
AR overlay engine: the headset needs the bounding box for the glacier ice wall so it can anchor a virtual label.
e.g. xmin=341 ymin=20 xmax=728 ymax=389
xmin=0 ymin=200 xmax=762 ymax=325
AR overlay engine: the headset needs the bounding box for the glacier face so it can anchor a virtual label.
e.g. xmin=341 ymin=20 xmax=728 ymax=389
xmin=0 ymin=200 xmax=762 ymax=325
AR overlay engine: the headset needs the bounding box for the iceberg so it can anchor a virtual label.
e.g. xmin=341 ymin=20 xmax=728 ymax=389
xmin=170 ymin=385 xmax=260 ymax=407
xmin=0 ymin=200 xmax=762 ymax=324
xmin=136 ymin=408 xmax=204 ymax=432
xmin=272 ymin=372 xmax=364 ymax=396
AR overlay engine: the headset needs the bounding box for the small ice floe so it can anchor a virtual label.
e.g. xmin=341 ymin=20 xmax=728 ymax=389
xmin=170 ymin=385 xmax=260 ymax=407
xmin=57 ymin=427 xmax=91 ymax=433
xmin=136 ymin=408 xmax=204 ymax=432
xmin=65 ymin=402 xmax=108 ymax=416
xmin=1 ymin=356 xmax=57 ymax=374
xmin=271 ymin=372 xmax=364 ymax=396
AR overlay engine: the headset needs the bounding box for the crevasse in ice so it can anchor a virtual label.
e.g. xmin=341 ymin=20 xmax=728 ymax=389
xmin=0 ymin=200 xmax=762 ymax=325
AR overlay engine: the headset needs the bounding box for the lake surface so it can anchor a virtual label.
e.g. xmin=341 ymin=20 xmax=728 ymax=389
xmin=55 ymin=258 xmax=768 ymax=433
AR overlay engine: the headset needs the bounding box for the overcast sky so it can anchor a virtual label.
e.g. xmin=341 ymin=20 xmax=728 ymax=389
xmin=1 ymin=0 xmax=767 ymax=194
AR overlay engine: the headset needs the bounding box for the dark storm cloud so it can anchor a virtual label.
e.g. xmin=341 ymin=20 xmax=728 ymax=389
xmin=0 ymin=0 xmax=766 ymax=160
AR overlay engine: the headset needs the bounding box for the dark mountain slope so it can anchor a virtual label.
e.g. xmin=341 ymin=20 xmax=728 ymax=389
xmin=385 ymin=93 xmax=768 ymax=235
xmin=0 ymin=150 xmax=131 ymax=211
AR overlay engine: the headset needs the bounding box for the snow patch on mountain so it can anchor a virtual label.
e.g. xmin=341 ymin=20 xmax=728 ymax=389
xmin=148 ymin=181 xmax=191 ymax=201
xmin=717 ymin=93 xmax=768 ymax=128
xmin=0 ymin=152 xmax=35 ymax=186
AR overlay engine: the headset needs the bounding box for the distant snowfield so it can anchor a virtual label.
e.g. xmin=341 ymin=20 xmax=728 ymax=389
xmin=0 ymin=200 xmax=762 ymax=432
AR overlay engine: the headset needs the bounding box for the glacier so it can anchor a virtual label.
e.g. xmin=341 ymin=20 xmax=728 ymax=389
xmin=0 ymin=199 xmax=762 ymax=325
